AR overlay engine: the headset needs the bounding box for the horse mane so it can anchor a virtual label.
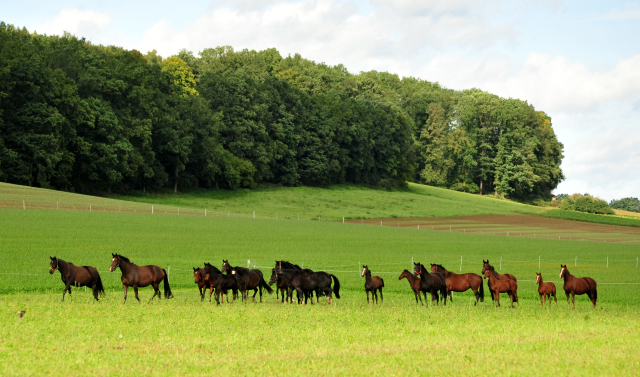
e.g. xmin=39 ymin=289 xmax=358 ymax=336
xmin=433 ymin=264 xmax=447 ymax=271
xmin=204 ymin=263 xmax=222 ymax=274
xmin=278 ymin=261 xmax=301 ymax=270
xmin=115 ymin=254 xmax=132 ymax=264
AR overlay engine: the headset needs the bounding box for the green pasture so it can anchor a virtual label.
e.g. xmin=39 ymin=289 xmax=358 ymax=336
xmin=111 ymin=182 xmax=540 ymax=221
xmin=539 ymin=208 xmax=640 ymax=228
xmin=1 ymin=208 xmax=640 ymax=375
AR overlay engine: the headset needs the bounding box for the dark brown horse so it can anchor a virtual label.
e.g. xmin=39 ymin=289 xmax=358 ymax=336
xmin=482 ymin=260 xmax=517 ymax=302
xmin=559 ymin=264 xmax=597 ymax=309
xmin=483 ymin=270 xmax=518 ymax=308
xmin=109 ymin=253 xmax=173 ymax=303
xmin=361 ymin=265 xmax=384 ymax=304
xmin=49 ymin=257 xmax=104 ymax=301
xmin=413 ymin=262 xmax=447 ymax=306
xmin=430 ymin=264 xmax=484 ymax=305
xmin=203 ymin=263 xmax=238 ymax=305
xmin=535 ymin=272 xmax=557 ymax=307
xmin=399 ymin=269 xmax=427 ymax=305
xmin=222 ymin=260 xmax=273 ymax=302
xmin=193 ymin=267 xmax=213 ymax=302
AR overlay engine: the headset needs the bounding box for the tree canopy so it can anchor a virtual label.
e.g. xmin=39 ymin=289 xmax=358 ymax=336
xmin=0 ymin=23 xmax=564 ymax=198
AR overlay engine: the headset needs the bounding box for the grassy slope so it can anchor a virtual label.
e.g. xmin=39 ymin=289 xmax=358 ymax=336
xmin=539 ymin=208 xmax=640 ymax=228
xmin=1 ymin=208 xmax=640 ymax=375
xmin=111 ymin=182 xmax=540 ymax=220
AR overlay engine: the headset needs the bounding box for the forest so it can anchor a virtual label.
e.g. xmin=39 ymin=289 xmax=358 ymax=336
xmin=0 ymin=23 xmax=564 ymax=199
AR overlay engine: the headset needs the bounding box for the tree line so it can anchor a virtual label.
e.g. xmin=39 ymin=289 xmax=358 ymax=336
xmin=0 ymin=23 xmax=564 ymax=199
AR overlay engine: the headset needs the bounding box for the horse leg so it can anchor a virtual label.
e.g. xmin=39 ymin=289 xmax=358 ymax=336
xmin=123 ymin=285 xmax=128 ymax=304
xmin=209 ymin=287 xmax=214 ymax=302
xmin=373 ymin=290 xmax=378 ymax=304
xmin=539 ymin=293 xmax=544 ymax=308
xmin=565 ymin=290 xmax=571 ymax=307
xmin=494 ymin=292 xmax=500 ymax=307
xmin=133 ymin=286 xmax=140 ymax=302
xmin=366 ymin=290 xmax=370 ymax=304
xmin=379 ymin=287 xmax=383 ymax=304
xmin=92 ymin=284 xmax=99 ymax=301
xmin=62 ymin=283 xmax=71 ymax=302
xmin=572 ymin=292 xmax=575 ymax=310
xmin=252 ymin=288 xmax=258 ymax=303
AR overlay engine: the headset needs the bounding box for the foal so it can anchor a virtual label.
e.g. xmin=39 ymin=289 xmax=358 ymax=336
xmin=535 ymin=272 xmax=557 ymax=308
xmin=483 ymin=270 xmax=518 ymax=308
xmin=362 ymin=265 xmax=384 ymax=304
xmin=399 ymin=270 xmax=426 ymax=305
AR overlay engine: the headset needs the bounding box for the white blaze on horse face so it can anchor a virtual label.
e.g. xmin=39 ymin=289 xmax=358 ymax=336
xmin=362 ymin=268 xmax=366 ymax=277
xmin=559 ymin=267 xmax=565 ymax=278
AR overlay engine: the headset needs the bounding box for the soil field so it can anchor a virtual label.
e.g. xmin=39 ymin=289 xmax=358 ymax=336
xmin=350 ymin=214 xmax=640 ymax=244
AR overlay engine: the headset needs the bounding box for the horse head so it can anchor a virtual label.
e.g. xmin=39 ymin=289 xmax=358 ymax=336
xmin=481 ymin=260 xmax=492 ymax=275
xmin=193 ymin=267 xmax=203 ymax=283
xmin=559 ymin=264 xmax=568 ymax=279
xmin=413 ymin=262 xmax=424 ymax=276
xmin=222 ymin=260 xmax=230 ymax=273
xmin=398 ymin=269 xmax=412 ymax=280
xmin=483 ymin=269 xmax=491 ymax=279
xmin=361 ymin=265 xmax=370 ymax=278
xmin=49 ymin=256 xmax=59 ymax=274
xmin=268 ymin=268 xmax=278 ymax=286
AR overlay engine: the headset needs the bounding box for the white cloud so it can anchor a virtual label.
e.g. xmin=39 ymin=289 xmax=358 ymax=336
xmin=35 ymin=8 xmax=112 ymax=40
xmin=600 ymin=2 xmax=640 ymax=20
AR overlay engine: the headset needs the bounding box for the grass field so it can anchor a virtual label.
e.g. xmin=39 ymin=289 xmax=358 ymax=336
xmin=1 ymin=203 xmax=640 ymax=375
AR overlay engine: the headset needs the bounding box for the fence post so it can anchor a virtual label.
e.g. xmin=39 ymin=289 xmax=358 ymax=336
xmin=450 ymin=226 xmax=451 ymax=232
xmin=152 ymin=205 xmax=154 ymax=214
xmin=607 ymin=257 xmax=609 ymax=268
xmin=167 ymin=265 xmax=170 ymax=282
xmin=23 ymin=200 xmax=25 ymax=210
xmin=507 ymin=232 xmax=509 ymax=236
xmin=575 ymin=256 xmax=577 ymax=267
xmin=298 ymin=214 xmax=300 ymax=220
xmin=539 ymin=256 xmax=540 ymax=270
xmin=343 ymin=217 xmax=344 ymax=223
xmin=90 ymin=204 xmax=92 ymax=212
xmin=205 ymin=209 xmax=207 ymax=217
xmin=460 ymin=256 xmax=462 ymax=272
xmin=636 ymin=257 xmax=638 ymax=268
xmin=57 ymin=202 xmax=59 ymax=210
xmin=253 ymin=211 xmax=255 ymax=219
xmin=381 ymin=221 xmax=382 ymax=226
xmin=500 ymin=257 xmax=502 ymax=271
xmin=418 ymin=225 xmax=419 ymax=230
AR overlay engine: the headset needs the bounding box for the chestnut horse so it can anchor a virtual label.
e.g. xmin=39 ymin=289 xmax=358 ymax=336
xmin=361 ymin=265 xmax=384 ymax=304
xmin=483 ymin=270 xmax=518 ymax=308
xmin=482 ymin=260 xmax=517 ymax=302
xmin=109 ymin=253 xmax=173 ymax=303
xmin=430 ymin=264 xmax=484 ymax=306
xmin=49 ymin=257 xmax=105 ymax=301
xmin=413 ymin=262 xmax=447 ymax=306
xmin=559 ymin=264 xmax=597 ymax=309
xmin=399 ymin=269 xmax=427 ymax=305
xmin=193 ymin=267 xmax=214 ymax=302
xmin=203 ymin=263 xmax=238 ymax=305
xmin=535 ymin=272 xmax=557 ymax=307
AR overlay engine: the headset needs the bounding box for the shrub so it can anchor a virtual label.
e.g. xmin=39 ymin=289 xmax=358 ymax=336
xmin=560 ymin=194 xmax=614 ymax=215
xmin=610 ymin=197 xmax=640 ymax=213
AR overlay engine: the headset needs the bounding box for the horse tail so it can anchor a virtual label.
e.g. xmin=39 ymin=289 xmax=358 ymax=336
xmin=439 ymin=272 xmax=447 ymax=298
xmin=162 ymin=269 xmax=174 ymax=299
xmin=381 ymin=278 xmax=385 ymax=288
xmin=331 ymin=274 xmax=341 ymax=299
xmin=260 ymin=275 xmax=274 ymax=294
xmin=95 ymin=273 xmax=106 ymax=297
xmin=478 ymin=277 xmax=485 ymax=302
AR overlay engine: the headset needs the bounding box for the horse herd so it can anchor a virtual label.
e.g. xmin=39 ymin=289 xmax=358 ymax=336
xmin=48 ymin=255 xmax=598 ymax=309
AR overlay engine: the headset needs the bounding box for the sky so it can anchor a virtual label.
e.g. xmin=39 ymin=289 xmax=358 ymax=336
xmin=3 ymin=0 xmax=640 ymax=201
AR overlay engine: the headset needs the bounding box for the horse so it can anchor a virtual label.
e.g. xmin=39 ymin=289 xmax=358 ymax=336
xmin=483 ymin=270 xmax=518 ymax=308
xmin=430 ymin=264 xmax=484 ymax=306
xmin=399 ymin=269 xmax=427 ymax=305
xmin=482 ymin=260 xmax=517 ymax=302
xmin=273 ymin=268 xmax=340 ymax=305
xmin=559 ymin=264 xmax=597 ymax=309
xmin=193 ymin=267 xmax=215 ymax=302
xmin=361 ymin=265 xmax=384 ymax=304
xmin=49 ymin=256 xmax=104 ymax=301
xmin=222 ymin=260 xmax=273 ymax=303
xmin=109 ymin=253 xmax=173 ymax=303
xmin=203 ymin=263 xmax=238 ymax=305
xmin=535 ymin=272 xmax=557 ymax=308
xmin=413 ymin=262 xmax=447 ymax=306
xmin=270 ymin=261 xmax=313 ymax=303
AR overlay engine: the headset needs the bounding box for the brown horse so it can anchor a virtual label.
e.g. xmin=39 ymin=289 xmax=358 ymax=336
xmin=430 ymin=264 xmax=484 ymax=305
xmin=559 ymin=264 xmax=597 ymax=309
xmin=361 ymin=265 xmax=384 ymax=304
xmin=49 ymin=257 xmax=105 ymax=301
xmin=222 ymin=260 xmax=273 ymax=302
xmin=193 ymin=267 xmax=214 ymax=302
xmin=109 ymin=253 xmax=173 ymax=303
xmin=414 ymin=262 xmax=447 ymax=306
xmin=535 ymin=273 xmax=557 ymax=308
xmin=399 ymin=270 xmax=427 ymax=305
xmin=484 ymin=270 xmax=518 ymax=308
xmin=482 ymin=260 xmax=516 ymax=302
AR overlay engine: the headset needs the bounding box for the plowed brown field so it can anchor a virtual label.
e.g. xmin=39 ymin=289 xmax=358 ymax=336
xmin=349 ymin=214 xmax=640 ymax=244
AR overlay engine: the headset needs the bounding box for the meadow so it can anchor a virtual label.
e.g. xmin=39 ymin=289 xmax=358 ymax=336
xmin=1 ymin=204 xmax=640 ymax=376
